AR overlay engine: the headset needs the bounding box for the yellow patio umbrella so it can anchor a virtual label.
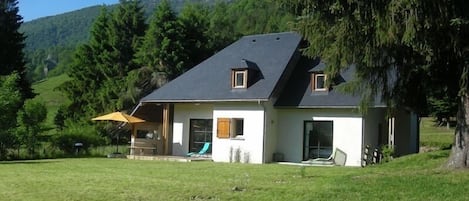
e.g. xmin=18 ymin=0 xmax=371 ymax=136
xmin=91 ymin=112 xmax=145 ymax=123
xmin=92 ymin=112 xmax=145 ymax=153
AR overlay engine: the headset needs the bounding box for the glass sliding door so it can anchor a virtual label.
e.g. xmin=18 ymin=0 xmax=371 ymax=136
xmin=304 ymin=121 xmax=333 ymax=160
xmin=189 ymin=119 xmax=213 ymax=153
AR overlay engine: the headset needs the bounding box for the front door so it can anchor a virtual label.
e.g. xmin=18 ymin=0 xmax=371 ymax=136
xmin=303 ymin=121 xmax=333 ymax=160
xmin=189 ymin=119 xmax=213 ymax=153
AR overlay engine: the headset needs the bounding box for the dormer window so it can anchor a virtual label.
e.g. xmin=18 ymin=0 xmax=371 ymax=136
xmin=232 ymin=69 xmax=248 ymax=88
xmin=312 ymin=73 xmax=327 ymax=91
xmin=231 ymin=59 xmax=261 ymax=89
xmin=309 ymin=61 xmax=328 ymax=92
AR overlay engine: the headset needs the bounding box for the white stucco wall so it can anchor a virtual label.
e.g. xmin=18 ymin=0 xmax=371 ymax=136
xmin=263 ymin=101 xmax=278 ymax=163
xmin=212 ymin=103 xmax=265 ymax=164
xmin=172 ymin=103 xmax=213 ymax=156
xmin=172 ymin=102 xmax=267 ymax=164
xmin=276 ymin=109 xmax=364 ymax=166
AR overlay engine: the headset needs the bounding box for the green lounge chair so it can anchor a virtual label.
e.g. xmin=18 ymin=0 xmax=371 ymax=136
xmin=187 ymin=142 xmax=210 ymax=157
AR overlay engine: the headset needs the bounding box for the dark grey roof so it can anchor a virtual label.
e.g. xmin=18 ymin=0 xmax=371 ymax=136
xmin=308 ymin=61 xmax=326 ymax=72
xmin=141 ymin=32 xmax=302 ymax=103
xmin=275 ymin=57 xmax=385 ymax=108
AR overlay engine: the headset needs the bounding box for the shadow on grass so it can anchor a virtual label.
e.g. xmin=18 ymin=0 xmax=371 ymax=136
xmin=426 ymin=150 xmax=450 ymax=159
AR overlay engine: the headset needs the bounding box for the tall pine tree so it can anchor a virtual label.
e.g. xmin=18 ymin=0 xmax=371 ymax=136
xmin=59 ymin=8 xmax=112 ymax=119
xmin=135 ymin=0 xmax=187 ymax=80
xmin=101 ymin=0 xmax=146 ymax=110
xmin=60 ymin=0 xmax=146 ymax=121
xmin=0 ymin=0 xmax=33 ymax=100
xmin=178 ymin=3 xmax=212 ymax=69
xmin=285 ymin=0 xmax=469 ymax=168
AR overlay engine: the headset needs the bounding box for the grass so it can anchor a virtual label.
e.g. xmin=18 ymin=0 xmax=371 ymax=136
xmin=420 ymin=117 xmax=454 ymax=149
xmin=1 ymin=113 xmax=463 ymax=200
xmin=0 ymin=118 xmax=467 ymax=201
xmin=31 ymin=74 xmax=70 ymax=129
xmin=0 ymin=151 xmax=468 ymax=201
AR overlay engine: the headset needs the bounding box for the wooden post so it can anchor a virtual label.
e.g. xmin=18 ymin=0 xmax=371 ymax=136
xmin=162 ymin=104 xmax=171 ymax=155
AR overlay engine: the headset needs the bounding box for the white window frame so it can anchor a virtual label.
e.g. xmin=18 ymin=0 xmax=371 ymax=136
xmin=232 ymin=70 xmax=247 ymax=88
xmin=312 ymin=73 xmax=327 ymax=91
xmin=230 ymin=118 xmax=244 ymax=138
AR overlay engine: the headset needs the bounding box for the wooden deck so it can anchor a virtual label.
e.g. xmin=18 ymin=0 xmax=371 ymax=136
xmin=126 ymin=155 xmax=212 ymax=162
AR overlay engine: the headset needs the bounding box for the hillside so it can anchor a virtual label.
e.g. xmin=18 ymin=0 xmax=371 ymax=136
xmin=31 ymin=74 xmax=70 ymax=127
xmin=20 ymin=5 xmax=104 ymax=52
xmin=20 ymin=0 xmax=221 ymax=82
xmin=20 ymin=0 xmax=218 ymax=52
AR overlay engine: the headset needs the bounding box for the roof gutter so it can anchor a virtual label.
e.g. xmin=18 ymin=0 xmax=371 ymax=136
xmin=130 ymin=102 xmax=143 ymax=116
xmin=141 ymin=99 xmax=270 ymax=103
xmin=274 ymin=105 xmax=388 ymax=109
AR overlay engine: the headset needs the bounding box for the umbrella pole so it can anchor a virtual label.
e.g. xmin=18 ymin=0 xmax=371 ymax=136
xmin=116 ymin=133 xmax=119 ymax=153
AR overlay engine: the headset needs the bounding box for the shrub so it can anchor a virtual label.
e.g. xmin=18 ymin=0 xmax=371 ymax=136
xmin=52 ymin=124 xmax=105 ymax=155
xmin=381 ymin=145 xmax=395 ymax=163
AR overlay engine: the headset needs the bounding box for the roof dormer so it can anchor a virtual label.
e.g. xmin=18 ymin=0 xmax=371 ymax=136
xmin=309 ymin=62 xmax=328 ymax=92
xmin=231 ymin=59 xmax=261 ymax=89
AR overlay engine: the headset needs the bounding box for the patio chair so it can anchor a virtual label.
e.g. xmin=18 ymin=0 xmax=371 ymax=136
xmin=187 ymin=142 xmax=210 ymax=157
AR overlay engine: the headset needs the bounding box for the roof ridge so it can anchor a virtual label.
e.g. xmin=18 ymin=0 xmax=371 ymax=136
xmin=241 ymin=32 xmax=299 ymax=39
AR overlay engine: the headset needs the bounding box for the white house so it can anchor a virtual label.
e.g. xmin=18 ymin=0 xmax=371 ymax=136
xmin=131 ymin=32 xmax=419 ymax=167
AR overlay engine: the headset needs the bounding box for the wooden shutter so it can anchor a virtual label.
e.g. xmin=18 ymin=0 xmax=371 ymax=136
xmin=217 ymin=118 xmax=230 ymax=139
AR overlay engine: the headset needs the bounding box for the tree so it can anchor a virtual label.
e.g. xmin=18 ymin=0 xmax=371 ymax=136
xmin=179 ymin=3 xmax=212 ymax=69
xmin=428 ymin=93 xmax=458 ymax=129
xmin=284 ymin=1 xmax=469 ymax=168
xmin=0 ymin=73 xmax=22 ymax=160
xmin=136 ymin=0 xmax=186 ymax=79
xmin=17 ymin=99 xmax=47 ymax=158
xmin=120 ymin=0 xmax=189 ymax=109
xmin=59 ymin=1 xmax=146 ymax=120
xmin=59 ymin=7 xmax=116 ymax=120
xmin=0 ymin=0 xmax=33 ymax=100
xmin=100 ymin=0 xmax=146 ymax=111
xmin=207 ymin=1 xmax=239 ymax=51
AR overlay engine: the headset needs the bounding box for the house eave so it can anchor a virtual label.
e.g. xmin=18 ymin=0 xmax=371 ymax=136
xmin=275 ymin=105 xmax=387 ymax=109
xmin=141 ymin=98 xmax=270 ymax=104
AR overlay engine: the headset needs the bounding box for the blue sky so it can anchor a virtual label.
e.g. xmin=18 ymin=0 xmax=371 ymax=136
xmin=19 ymin=0 xmax=119 ymax=22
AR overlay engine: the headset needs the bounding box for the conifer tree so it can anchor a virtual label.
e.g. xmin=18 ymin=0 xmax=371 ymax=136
xmin=100 ymin=0 xmax=146 ymax=110
xmin=60 ymin=1 xmax=146 ymax=119
xmin=285 ymin=0 xmax=469 ymax=168
xmin=136 ymin=0 xmax=186 ymax=80
xmin=178 ymin=3 xmax=212 ymax=69
xmin=0 ymin=0 xmax=33 ymax=100
xmin=59 ymin=8 xmax=111 ymax=119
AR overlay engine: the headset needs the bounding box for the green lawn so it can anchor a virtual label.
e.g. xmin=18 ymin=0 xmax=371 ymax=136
xmin=0 ymin=150 xmax=468 ymax=201
xmin=32 ymin=74 xmax=70 ymax=128
xmin=6 ymin=92 xmax=464 ymax=200
xmin=420 ymin=117 xmax=454 ymax=149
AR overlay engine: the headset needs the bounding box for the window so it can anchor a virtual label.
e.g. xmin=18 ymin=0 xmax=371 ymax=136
xmin=232 ymin=70 xmax=247 ymax=88
xmin=312 ymin=73 xmax=327 ymax=91
xmin=189 ymin=119 xmax=212 ymax=153
xmin=304 ymin=120 xmax=333 ymax=160
xmin=217 ymin=118 xmax=244 ymax=139
xmin=232 ymin=118 xmax=244 ymax=137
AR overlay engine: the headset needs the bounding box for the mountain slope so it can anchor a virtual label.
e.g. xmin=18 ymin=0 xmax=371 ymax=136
xmin=20 ymin=0 xmax=217 ymax=52
xmin=20 ymin=5 xmax=105 ymax=51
